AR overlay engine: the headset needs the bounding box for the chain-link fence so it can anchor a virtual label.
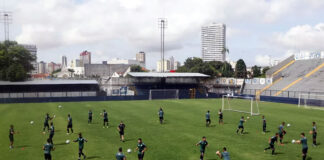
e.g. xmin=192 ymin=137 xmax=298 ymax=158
xmin=243 ymin=89 xmax=324 ymax=100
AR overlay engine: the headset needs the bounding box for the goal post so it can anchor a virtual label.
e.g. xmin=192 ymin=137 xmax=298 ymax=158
xmin=149 ymin=89 xmax=179 ymax=100
xmin=298 ymin=93 xmax=324 ymax=108
xmin=222 ymin=95 xmax=260 ymax=116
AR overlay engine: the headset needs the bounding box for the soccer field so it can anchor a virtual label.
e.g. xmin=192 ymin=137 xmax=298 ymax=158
xmin=0 ymin=99 xmax=323 ymax=160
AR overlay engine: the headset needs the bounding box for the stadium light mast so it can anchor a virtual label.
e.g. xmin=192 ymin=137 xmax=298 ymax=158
xmin=158 ymin=18 xmax=167 ymax=73
xmin=0 ymin=11 xmax=12 ymax=41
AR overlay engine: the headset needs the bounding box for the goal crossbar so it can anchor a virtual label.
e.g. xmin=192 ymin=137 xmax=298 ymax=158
xmin=222 ymin=95 xmax=260 ymax=116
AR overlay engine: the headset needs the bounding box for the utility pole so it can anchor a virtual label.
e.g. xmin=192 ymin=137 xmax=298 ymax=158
xmin=0 ymin=11 xmax=12 ymax=41
xmin=158 ymin=18 xmax=167 ymax=72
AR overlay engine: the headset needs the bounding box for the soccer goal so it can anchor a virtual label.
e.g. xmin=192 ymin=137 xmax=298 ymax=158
xmin=222 ymin=95 xmax=260 ymax=116
xmin=298 ymin=93 xmax=324 ymax=108
xmin=149 ymin=89 xmax=179 ymax=100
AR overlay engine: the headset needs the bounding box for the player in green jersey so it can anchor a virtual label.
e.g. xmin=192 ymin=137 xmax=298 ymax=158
xmin=196 ymin=136 xmax=208 ymax=160
xmin=49 ymin=122 xmax=55 ymax=144
xmin=296 ymin=133 xmax=308 ymax=160
xmin=206 ymin=111 xmax=211 ymax=127
xmin=310 ymin=122 xmax=317 ymax=147
xmin=136 ymin=138 xmax=147 ymax=160
xmin=74 ymin=133 xmax=87 ymax=160
xmin=264 ymin=133 xmax=279 ymax=155
xmin=236 ymin=116 xmax=245 ymax=135
xmin=88 ymin=110 xmax=93 ymax=124
xmin=9 ymin=125 xmax=16 ymax=149
xmin=43 ymin=138 xmax=55 ymax=160
xmin=216 ymin=147 xmax=230 ymax=160
xmin=116 ymin=147 xmax=126 ymax=160
xmin=67 ymin=114 xmax=73 ymax=134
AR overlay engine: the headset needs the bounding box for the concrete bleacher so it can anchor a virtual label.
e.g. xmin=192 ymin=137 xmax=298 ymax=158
xmin=270 ymin=59 xmax=324 ymax=94
xmin=243 ymin=56 xmax=324 ymax=98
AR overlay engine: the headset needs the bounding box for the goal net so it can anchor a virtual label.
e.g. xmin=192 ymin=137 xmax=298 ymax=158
xmin=222 ymin=95 xmax=260 ymax=116
xmin=298 ymin=93 xmax=324 ymax=108
xmin=149 ymin=89 xmax=179 ymax=100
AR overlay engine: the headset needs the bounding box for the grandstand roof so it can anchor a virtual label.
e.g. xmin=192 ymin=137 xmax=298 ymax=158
xmin=127 ymin=72 xmax=210 ymax=78
xmin=0 ymin=80 xmax=98 ymax=86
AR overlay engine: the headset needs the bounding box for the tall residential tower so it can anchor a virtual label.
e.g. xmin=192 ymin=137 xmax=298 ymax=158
xmin=201 ymin=23 xmax=226 ymax=62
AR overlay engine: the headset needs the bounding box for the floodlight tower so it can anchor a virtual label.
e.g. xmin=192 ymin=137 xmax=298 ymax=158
xmin=158 ymin=18 xmax=167 ymax=72
xmin=0 ymin=11 xmax=12 ymax=41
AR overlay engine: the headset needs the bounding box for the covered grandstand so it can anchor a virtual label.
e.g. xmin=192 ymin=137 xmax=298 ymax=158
xmin=126 ymin=72 xmax=211 ymax=99
xmin=0 ymin=80 xmax=100 ymax=98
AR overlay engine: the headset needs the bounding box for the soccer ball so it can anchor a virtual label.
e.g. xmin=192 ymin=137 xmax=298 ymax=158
xmin=127 ymin=149 xmax=132 ymax=153
xmin=291 ymin=139 xmax=296 ymax=144
xmin=247 ymin=116 xmax=250 ymax=120
xmin=216 ymin=151 xmax=220 ymax=155
xmin=66 ymin=140 xmax=70 ymax=144
xmin=309 ymin=131 xmax=313 ymax=134
xmin=287 ymin=124 xmax=291 ymax=127
xmin=30 ymin=121 xmax=34 ymax=125
xmin=53 ymin=115 xmax=56 ymax=118
xmin=58 ymin=105 xmax=62 ymax=108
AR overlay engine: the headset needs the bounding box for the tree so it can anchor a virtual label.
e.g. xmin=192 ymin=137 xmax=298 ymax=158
xmin=0 ymin=41 xmax=36 ymax=81
xmin=6 ymin=64 xmax=26 ymax=81
xmin=130 ymin=65 xmax=145 ymax=72
xmin=208 ymin=61 xmax=224 ymax=71
xmin=251 ymin=65 xmax=261 ymax=77
xmin=68 ymin=69 xmax=75 ymax=77
xmin=221 ymin=62 xmax=234 ymax=77
xmin=262 ymin=66 xmax=270 ymax=76
xmin=234 ymin=59 xmax=247 ymax=78
xmin=183 ymin=57 xmax=204 ymax=70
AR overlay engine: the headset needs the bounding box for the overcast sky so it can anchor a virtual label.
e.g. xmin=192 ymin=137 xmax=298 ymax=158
xmin=2 ymin=0 xmax=324 ymax=69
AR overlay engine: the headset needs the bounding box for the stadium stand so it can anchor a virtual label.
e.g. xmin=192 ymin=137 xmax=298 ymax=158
xmin=243 ymin=55 xmax=324 ymax=98
xmin=0 ymin=80 xmax=99 ymax=98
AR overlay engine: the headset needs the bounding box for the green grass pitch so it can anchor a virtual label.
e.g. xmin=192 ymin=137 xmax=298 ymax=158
xmin=0 ymin=99 xmax=323 ymax=160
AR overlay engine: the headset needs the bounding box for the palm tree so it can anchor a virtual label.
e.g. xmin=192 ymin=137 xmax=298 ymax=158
xmin=68 ymin=69 xmax=75 ymax=78
xmin=222 ymin=47 xmax=229 ymax=61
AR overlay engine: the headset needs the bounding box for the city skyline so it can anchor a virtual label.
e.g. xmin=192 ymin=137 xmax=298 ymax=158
xmin=1 ymin=0 xmax=324 ymax=69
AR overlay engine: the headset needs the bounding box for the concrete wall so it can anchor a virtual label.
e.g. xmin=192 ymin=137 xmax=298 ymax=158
xmin=84 ymin=64 xmax=131 ymax=77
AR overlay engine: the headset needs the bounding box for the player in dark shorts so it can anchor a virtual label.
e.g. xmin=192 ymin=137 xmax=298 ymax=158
xmin=218 ymin=109 xmax=223 ymax=124
xmin=278 ymin=122 xmax=286 ymax=145
xmin=116 ymin=147 xmax=126 ymax=160
xmin=118 ymin=121 xmax=126 ymax=142
xmin=102 ymin=110 xmax=109 ymax=128
xmin=136 ymin=138 xmax=147 ymax=160
xmin=158 ymin=107 xmax=164 ymax=124
xmin=43 ymin=138 xmax=55 ymax=160
xmin=9 ymin=125 xmax=15 ymax=149
xmin=297 ymin=133 xmax=308 ymax=160
xmin=264 ymin=133 xmax=279 ymax=155
xmin=74 ymin=133 xmax=87 ymax=160
xmin=67 ymin=114 xmax=73 ymax=134
xmin=311 ymin=122 xmax=317 ymax=147
xmin=88 ymin=110 xmax=93 ymax=124
xmin=205 ymin=110 xmax=211 ymax=127
xmin=216 ymin=147 xmax=230 ymax=160
xmin=262 ymin=115 xmax=267 ymax=133
xmin=196 ymin=136 xmax=208 ymax=160
xmin=49 ymin=122 xmax=55 ymax=144
xmin=43 ymin=113 xmax=53 ymax=132
xmin=236 ymin=116 xmax=245 ymax=134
